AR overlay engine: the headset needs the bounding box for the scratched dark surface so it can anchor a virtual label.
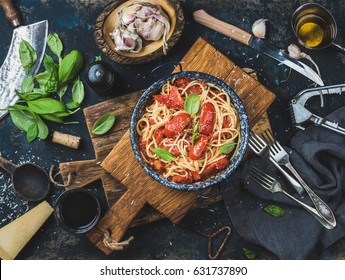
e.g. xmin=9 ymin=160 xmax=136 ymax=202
xmin=0 ymin=0 xmax=344 ymax=260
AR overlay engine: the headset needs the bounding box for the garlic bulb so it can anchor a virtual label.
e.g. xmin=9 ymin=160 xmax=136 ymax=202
xmin=252 ymin=19 xmax=268 ymax=39
xmin=111 ymin=2 xmax=171 ymax=54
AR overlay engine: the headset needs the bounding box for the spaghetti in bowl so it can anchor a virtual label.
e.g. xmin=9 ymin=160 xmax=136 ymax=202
xmin=130 ymin=72 xmax=249 ymax=190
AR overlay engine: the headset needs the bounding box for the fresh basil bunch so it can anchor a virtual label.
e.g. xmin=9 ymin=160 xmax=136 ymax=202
xmin=8 ymin=33 xmax=84 ymax=142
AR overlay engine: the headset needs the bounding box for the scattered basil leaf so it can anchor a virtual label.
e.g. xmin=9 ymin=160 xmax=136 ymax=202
xmin=40 ymin=114 xmax=64 ymax=124
xmin=35 ymin=71 xmax=51 ymax=86
xmin=191 ymin=121 xmax=199 ymax=145
xmin=220 ymin=141 xmax=236 ymax=154
xmin=26 ymin=123 xmax=38 ymax=142
xmin=19 ymin=40 xmax=37 ymax=73
xmin=95 ymin=55 xmax=102 ymax=61
xmin=57 ymin=84 xmax=68 ymax=100
xmin=54 ymin=108 xmax=80 ymax=117
xmin=72 ymin=79 xmax=84 ymax=105
xmin=17 ymin=88 xmax=48 ymax=101
xmin=264 ymin=204 xmax=286 ymax=218
xmin=35 ymin=115 xmax=49 ymax=139
xmin=43 ymin=54 xmax=59 ymax=73
xmin=242 ymin=248 xmax=257 ymax=260
xmin=58 ymin=50 xmax=83 ymax=86
xmin=92 ymin=113 xmax=116 ymax=135
xmin=8 ymin=107 xmax=36 ymax=132
xmin=184 ymin=92 xmax=200 ymax=115
xmin=65 ymin=100 xmax=80 ymax=110
xmin=47 ymin=33 xmax=63 ymax=60
xmin=21 ymin=76 xmax=34 ymax=93
xmin=44 ymin=80 xmax=58 ymax=94
xmin=154 ymin=148 xmax=175 ymax=161
xmin=27 ymin=98 xmax=66 ymax=114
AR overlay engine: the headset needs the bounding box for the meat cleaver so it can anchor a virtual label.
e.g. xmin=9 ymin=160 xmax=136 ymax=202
xmin=0 ymin=0 xmax=48 ymax=120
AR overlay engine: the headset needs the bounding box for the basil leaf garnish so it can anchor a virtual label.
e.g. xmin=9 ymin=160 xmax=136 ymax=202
xmin=264 ymin=204 xmax=285 ymax=217
xmin=220 ymin=141 xmax=236 ymax=154
xmin=92 ymin=113 xmax=116 ymax=135
xmin=184 ymin=92 xmax=200 ymax=115
xmin=242 ymin=248 xmax=257 ymax=260
xmin=19 ymin=40 xmax=37 ymax=73
xmin=154 ymin=148 xmax=175 ymax=161
xmin=191 ymin=121 xmax=199 ymax=145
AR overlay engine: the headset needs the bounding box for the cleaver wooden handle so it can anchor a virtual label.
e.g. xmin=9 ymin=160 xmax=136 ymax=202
xmin=193 ymin=9 xmax=252 ymax=46
xmin=0 ymin=0 xmax=21 ymax=28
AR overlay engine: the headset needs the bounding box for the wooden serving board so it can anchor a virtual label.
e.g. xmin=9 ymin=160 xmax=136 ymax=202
xmin=59 ymin=38 xmax=275 ymax=254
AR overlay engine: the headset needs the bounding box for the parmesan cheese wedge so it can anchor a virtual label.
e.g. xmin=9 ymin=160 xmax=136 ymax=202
xmin=0 ymin=201 xmax=53 ymax=260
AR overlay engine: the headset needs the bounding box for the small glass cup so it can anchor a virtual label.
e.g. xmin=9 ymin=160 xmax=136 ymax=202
xmin=291 ymin=3 xmax=345 ymax=54
xmin=54 ymin=188 xmax=101 ymax=234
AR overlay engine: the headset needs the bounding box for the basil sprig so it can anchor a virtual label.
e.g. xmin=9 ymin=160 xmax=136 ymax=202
xmin=8 ymin=33 xmax=85 ymax=142
xmin=264 ymin=204 xmax=285 ymax=217
xmin=184 ymin=92 xmax=200 ymax=115
xmin=154 ymin=148 xmax=175 ymax=161
xmin=220 ymin=141 xmax=236 ymax=154
xmin=92 ymin=113 xmax=116 ymax=135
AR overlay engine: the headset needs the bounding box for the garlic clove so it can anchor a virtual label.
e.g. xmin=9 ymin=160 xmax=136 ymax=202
xmin=287 ymin=44 xmax=302 ymax=59
xmin=252 ymin=18 xmax=268 ymax=39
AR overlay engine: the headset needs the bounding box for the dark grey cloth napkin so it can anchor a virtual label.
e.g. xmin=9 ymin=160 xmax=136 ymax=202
xmin=221 ymin=106 xmax=345 ymax=259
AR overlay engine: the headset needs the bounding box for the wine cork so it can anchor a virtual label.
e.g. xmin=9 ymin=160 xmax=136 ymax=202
xmin=52 ymin=131 xmax=81 ymax=149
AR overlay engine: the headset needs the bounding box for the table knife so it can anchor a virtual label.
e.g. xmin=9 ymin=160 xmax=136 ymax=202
xmin=193 ymin=9 xmax=324 ymax=86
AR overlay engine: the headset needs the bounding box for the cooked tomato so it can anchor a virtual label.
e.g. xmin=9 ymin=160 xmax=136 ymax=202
xmin=174 ymin=78 xmax=192 ymax=88
xmin=172 ymin=175 xmax=192 ymax=183
xmin=186 ymin=85 xmax=203 ymax=95
xmin=150 ymin=159 xmax=166 ymax=172
xmin=155 ymin=127 xmax=165 ymax=144
xmin=222 ymin=116 xmax=230 ymax=128
xmin=199 ymin=103 xmax=216 ymax=135
xmin=189 ymin=170 xmax=201 ymax=181
xmin=188 ymin=136 xmax=209 ymax=160
xmin=164 ymin=113 xmax=191 ymax=138
xmin=139 ymin=140 xmax=147 ymax=152
xmin=201 ymin=157 xmax=229 ymax=177
xmin=161 ymin=140 xmax=181 ymax=156
xmin=149 ymin=118 xmax=156 ymax=125
xmin=153 ymin=85 xmax=184 ymax=109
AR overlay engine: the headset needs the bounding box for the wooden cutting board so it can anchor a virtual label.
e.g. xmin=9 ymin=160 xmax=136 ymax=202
xmin=59 ymin=38 xmax=275 ymax=254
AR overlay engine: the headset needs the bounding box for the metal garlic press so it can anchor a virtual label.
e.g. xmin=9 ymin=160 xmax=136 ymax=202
xmin=290 ymin=84 xmax=345 ymax=135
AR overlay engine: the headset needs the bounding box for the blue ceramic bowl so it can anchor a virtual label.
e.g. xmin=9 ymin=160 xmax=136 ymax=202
xmin=130 ymin=71 xmax=249 ymax=191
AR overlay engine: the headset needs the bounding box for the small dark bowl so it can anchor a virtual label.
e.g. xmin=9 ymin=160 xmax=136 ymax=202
xmin=130 ymin=71 xmax=249 ymax=191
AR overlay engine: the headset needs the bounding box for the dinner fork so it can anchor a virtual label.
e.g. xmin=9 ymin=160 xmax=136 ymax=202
xmin=261 ymin=129 xmax=336 ymax=227
xmin=248 ymin=167 xmax=336 ymax=229
xmin=249 ymin=131 xmax=305 ymax=195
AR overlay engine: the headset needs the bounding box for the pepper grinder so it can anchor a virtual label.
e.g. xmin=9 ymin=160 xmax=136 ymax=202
xmin=85 ymin=61 xmax=118 ymax=95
